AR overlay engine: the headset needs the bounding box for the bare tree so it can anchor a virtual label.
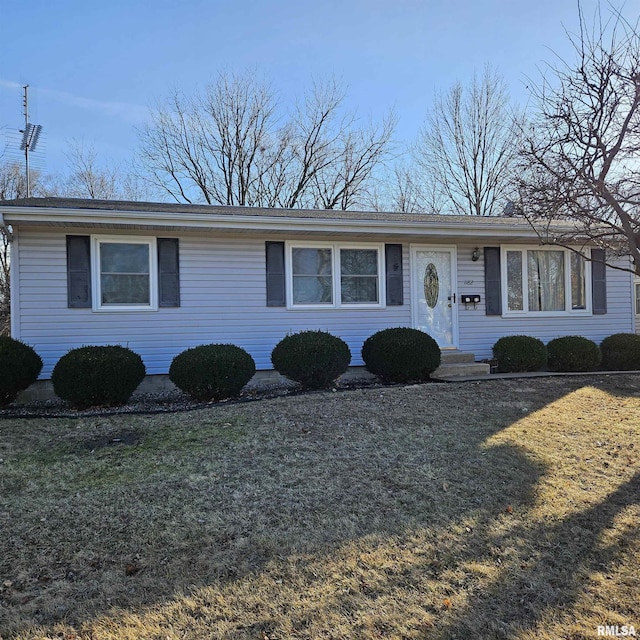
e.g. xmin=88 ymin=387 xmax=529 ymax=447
xmin=0 ymin=159 xmax=35 ymax=336
xmin=57 ymin=139 xmax=152 ymax=201
xmin=62 ymin=139 xmax=122 ymax=199
xmin=365 ymin=162 xmax=444 ymax=214
xmin=518 ymin=6 xmax=640 ymax=274
xmin=137 ymin=72 xmax=395 ymax=209
xmin=415 ymin=66 xmax=521 ymax=216
xmin=311 ymin=117 xmax=396 ymax=210
xmin=0 ymin=161 xmax=30 ymax=201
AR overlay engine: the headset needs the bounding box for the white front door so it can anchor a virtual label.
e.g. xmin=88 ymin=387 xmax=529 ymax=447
xmin=411 ymin=245 xmax=458 ymax=349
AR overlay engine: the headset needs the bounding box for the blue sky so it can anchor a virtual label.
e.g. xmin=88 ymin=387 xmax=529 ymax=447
xmin=0 ymin=0 xmax=605 ymax=177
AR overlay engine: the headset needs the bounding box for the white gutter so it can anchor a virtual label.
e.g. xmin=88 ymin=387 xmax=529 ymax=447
xmin=0 ymin=205 xmax=543 ymax=239
xmin=0 ymin=211 xmax=11 ymax=241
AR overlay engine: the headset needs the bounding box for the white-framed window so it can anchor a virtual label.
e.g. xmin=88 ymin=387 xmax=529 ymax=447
xmin=635 ymin=282 xmax=640 ymax=316
xmin=286 ymin=242 xmax=385 ymax=308
xmin=91 ymin=235 xmax=158 ymax=311
xmin=501 ymin=246 xmax=591 ymax=315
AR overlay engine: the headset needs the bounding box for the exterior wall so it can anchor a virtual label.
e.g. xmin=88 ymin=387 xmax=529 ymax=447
xmin=14 ymin=228 xmax=635 ymax=378
xmin=453 ymin=241 xmax=635 ymax=359
xmin=15 ymin=228 xmax=411 ymax=377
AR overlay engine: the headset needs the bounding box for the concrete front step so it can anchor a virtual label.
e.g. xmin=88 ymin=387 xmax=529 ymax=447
xmin=434 ymin=350 xmax=492 ymax=377
xmin=432 ymin=359 xmax=491 ymax=379
xmin=440 ymin=350 xmax=476 ymax=364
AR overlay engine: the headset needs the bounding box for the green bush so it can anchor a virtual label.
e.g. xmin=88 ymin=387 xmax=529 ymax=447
xmin=52 ymin=346 xmax=146 ymax=409
xmin=169 ymin=344 xmax=256 ymax=401
xmin=271 ymin=330 xmax=351 ymax=389
xmin=492 ymin=335 xmax=547 ymax=373
xmin=600 ymin=333 xmax=640 ymax=370
xmin=0 ymin=337 xmax=43 ymax=407
xmin=361 ymin=327 xmax=441 ymax=383
xmin=547 ymin=336 xmax=601 ymax=372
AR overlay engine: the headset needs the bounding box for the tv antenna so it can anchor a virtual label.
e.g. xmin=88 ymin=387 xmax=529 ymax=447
xmin=19 ymin=85 xmax=43 ymax=198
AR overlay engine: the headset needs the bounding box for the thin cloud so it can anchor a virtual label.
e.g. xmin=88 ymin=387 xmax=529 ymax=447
xmin=0 ymin=79 xmax=22 ymax=89
xmin=0 ymin=79 xmax=149 ymax=124
xmin=41 ymin=87 xmax=149 ymax=124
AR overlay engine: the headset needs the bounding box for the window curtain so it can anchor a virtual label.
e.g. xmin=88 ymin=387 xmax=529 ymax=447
xmin=527 ymin=250 xmax=565 ymax=311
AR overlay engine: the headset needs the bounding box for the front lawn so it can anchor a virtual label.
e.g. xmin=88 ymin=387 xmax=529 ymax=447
xmin=1 ymin=376 xmax=639 ymax=639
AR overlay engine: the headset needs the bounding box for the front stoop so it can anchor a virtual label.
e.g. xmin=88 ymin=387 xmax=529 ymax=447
xmin=432 ymin=351 xmax=491 ymax=380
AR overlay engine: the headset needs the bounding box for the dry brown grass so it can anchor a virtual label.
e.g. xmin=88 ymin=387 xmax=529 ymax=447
xmin=0 ymin=375 xmax=639 ymax=639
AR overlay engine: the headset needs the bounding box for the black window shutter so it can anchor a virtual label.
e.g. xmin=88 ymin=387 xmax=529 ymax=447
xmin=266 ymin=241 xmax=286 ymax=307
xmin=67 ymin=235 xmax=91 ymax=308
xmin=158 ymin=238 xmax=180 ymax=307
xmin=385 ymin=244 xmax=403 ymax=306
xmin=591 ymin=248 xmax=607 ymax=315
xmin=484 ymin=247 xmax=502 ymax=315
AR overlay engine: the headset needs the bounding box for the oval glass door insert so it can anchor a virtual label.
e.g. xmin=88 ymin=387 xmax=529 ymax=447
xmin=424 ymin=263 xmax=439 ymax=308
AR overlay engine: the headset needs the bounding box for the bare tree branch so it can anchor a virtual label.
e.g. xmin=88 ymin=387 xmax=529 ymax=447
xmin=518 ymin=4 xmax=640 ymax=274
xmin=136 ymin=72 xmax=396 ymax=210
xmin=52 ymin=139 xmax=154 ymax=202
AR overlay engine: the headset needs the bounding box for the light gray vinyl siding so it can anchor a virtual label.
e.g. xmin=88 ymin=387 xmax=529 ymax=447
xmin=16 ymin=229 xmax=411 ymax=377
xmin=15 ymin=229 xmax=635 ymax=378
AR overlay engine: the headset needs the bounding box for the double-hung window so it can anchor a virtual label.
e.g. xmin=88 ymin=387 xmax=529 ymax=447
xmin=92 ymin=236 xmax=158 ymax=311
xmin=502 ymin=246 xmax=590 ymax=315
xmin=287 ymin=243 xmax=384 ymax=308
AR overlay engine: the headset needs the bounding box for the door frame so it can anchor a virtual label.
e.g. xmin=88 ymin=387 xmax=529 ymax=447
xmin=410 ymin=244 xmax=459 ymax=349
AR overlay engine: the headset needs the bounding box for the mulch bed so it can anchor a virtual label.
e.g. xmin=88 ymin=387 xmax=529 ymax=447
xmin=0 ymin=375 xmax=405 ymax=419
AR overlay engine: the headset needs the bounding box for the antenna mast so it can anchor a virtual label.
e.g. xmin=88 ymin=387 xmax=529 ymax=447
xmin=19 ymin=85 xmax=43 ymax=198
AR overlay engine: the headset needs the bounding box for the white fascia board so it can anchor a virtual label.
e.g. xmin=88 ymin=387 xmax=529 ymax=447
xmin=0 ymin=205 xmax=541 ymax=239
xmin=0 ymin=211 xmax=10 ymax=239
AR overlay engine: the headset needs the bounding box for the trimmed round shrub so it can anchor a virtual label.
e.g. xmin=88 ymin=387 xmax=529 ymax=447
xmin=547 ymin=336 xmax=601 ymax=372
xmin=600 ymin=333 xmax=640 ymax=371
xmin=52 ymin=345 xmax=146 ymax=409
xmin=0 ymin=336 xmax=43 ymax=407
xmin=361 ymin=327 xmax=441 ymax=383
xmin=169 ymin=344 xmax=256 ymax=401
xmin=492 ymin=335 xmax=547 ymax=373
xmin=271 ymin=330 xmax=351 ymax=390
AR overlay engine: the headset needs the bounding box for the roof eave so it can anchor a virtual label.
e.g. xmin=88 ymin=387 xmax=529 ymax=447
xmin=0 ymin=205 xmax=542 ymax=239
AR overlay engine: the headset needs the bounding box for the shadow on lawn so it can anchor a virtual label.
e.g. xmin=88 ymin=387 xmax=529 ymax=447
xmin=439 ymin=470 xmax=640 ymax=639
xmin=1 ymin=375 xmax=638 ymax=638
